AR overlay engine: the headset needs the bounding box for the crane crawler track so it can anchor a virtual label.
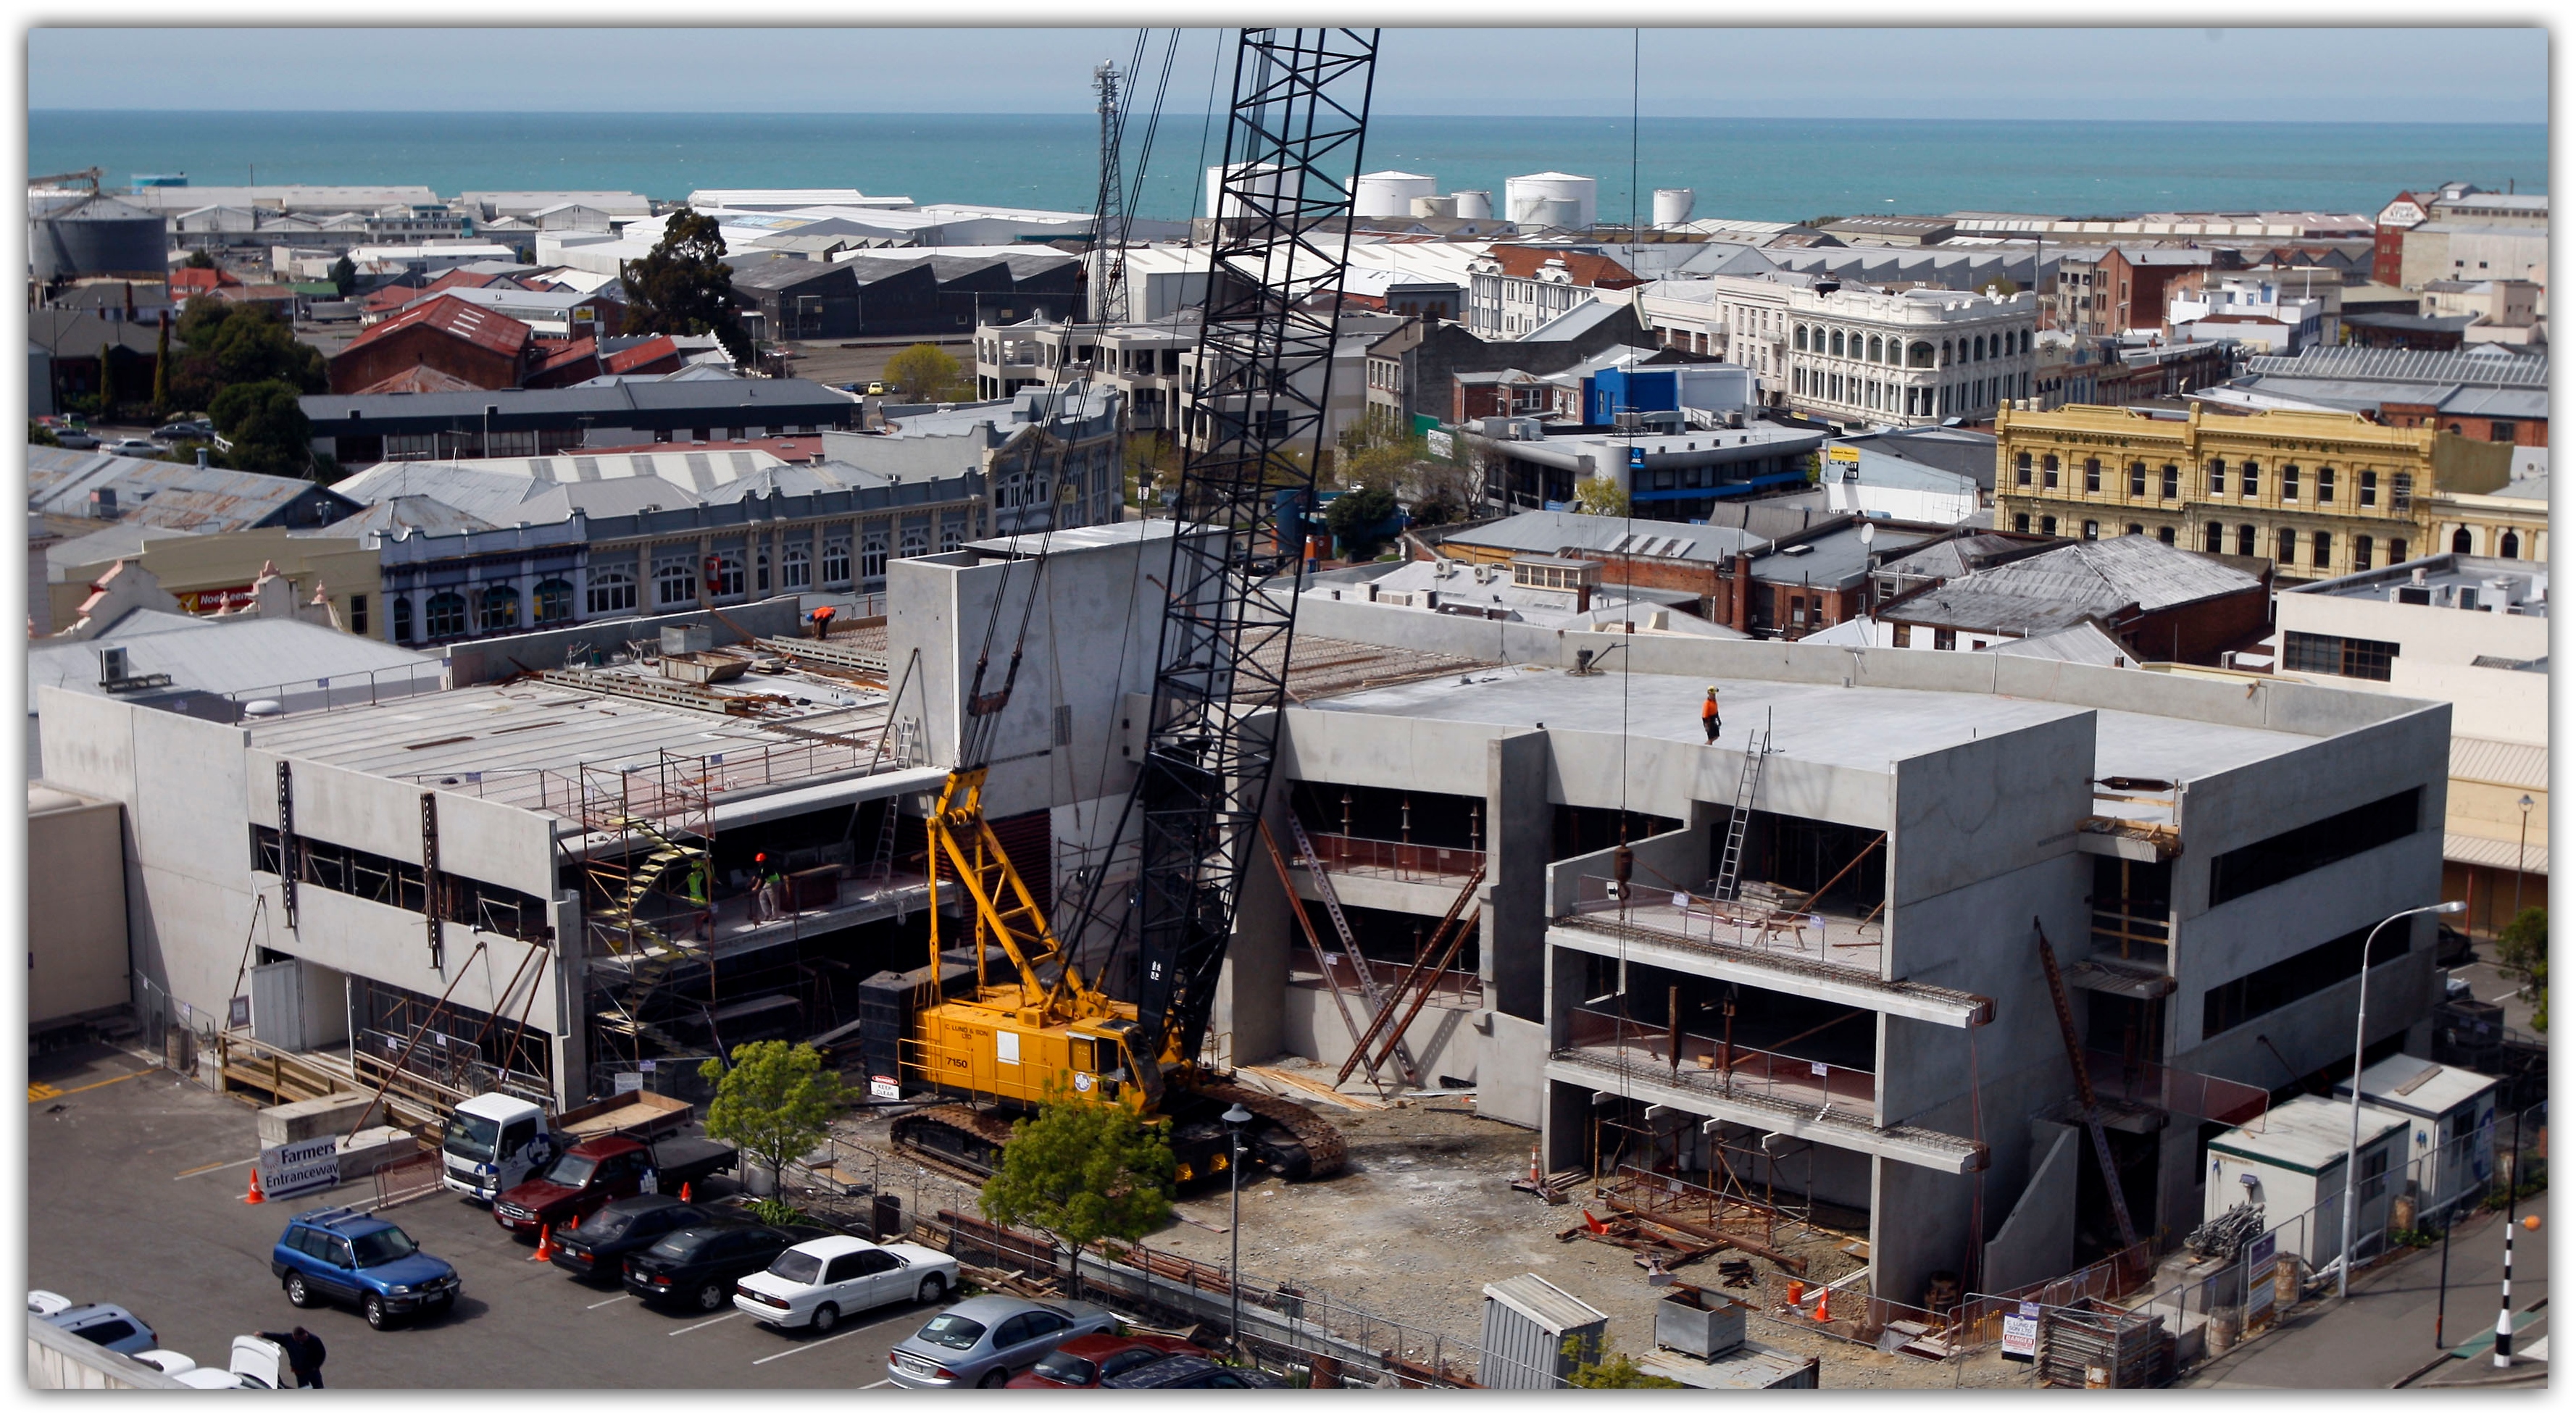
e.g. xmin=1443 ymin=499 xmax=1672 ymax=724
xmin=1196 ymin=1081 xmax=1346 ymax=1182
xmin=888 ymin=1103 xmax=1019 ymax=1182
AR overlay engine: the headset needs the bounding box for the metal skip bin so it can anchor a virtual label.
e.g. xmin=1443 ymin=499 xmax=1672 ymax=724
xmin=1479 ymin=1274 xmax=1607 ymax=1389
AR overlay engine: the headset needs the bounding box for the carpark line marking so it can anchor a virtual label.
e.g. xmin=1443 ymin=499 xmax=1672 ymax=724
xmin=862 ymin=1379 xmax=895 ymax=1388
xmin=29 ymin=1069 xmax=155 ymax=1103
xmin=174 ymin=1156 xmax=258 ymax=1179
xmin=670 ymin=1313 xmax=741 ymax=1335
xmin=588 ymin=1295 xmax=633 ymax=1309
xmin=751 ymin=1325 xmax=871 ymax=1364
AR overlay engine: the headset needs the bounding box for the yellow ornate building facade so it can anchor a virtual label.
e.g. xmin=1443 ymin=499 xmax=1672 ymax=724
xmin=1991 ymin=404 xmax=2512 ymax=580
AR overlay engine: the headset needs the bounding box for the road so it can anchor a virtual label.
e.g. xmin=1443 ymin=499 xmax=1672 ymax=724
xmin=2187 ymin=1191 xmax=2549 ymax=1389
xmin=28 ymin=1043 xmax=946 ymax=1387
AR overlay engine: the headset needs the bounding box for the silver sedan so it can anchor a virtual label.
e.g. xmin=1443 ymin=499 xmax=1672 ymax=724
xmin=885 ymin=1295 xmax=1120 ymax=1388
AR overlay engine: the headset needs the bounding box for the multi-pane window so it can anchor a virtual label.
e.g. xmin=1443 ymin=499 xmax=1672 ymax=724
xmin=2316 ymin=467 xmax=2336 ymax=504
xmin=900 ymin=529 xmax=928 ymax=559
xmin=2312 ymin=530 xmax=2333 ymax=567
xmin=655 ymin=559 xmax=697 ymax=606
xmin=425 ymin=592 xmax=467 ymax=639
xmin=2203 ymin=523 xmax=2225 ymax=553
xmin=2282 ymin=630 xmax=2400 ymax=681
xmin=2388 ymin=538 xmax=2408 ymax=564
xmin=783 ymin=546 xmax=812 ymax=590
xmin=2084 ymin=458 xmax=2102 ymax=493
xmin=2237 ymin=524 xmax=2256 ymax=557
xmin=2160 ymin=464 xmax=2179 ymax=499
xmin=2276 ymin=527 xmax=2297 ymax=564
xmin=709 ymin=555 xmax=745 ymax=598
xmin=2015 ymin=452 xmax=2032 ymax=486
xmin=391 ymin=596 xmax=413 ymax=643
xmin=587 ymin=568 xmax=636 ymax=614
xmin=2282 ymin=464 xmax=2301 ymax=501
xmin=861 ymin=534 xmax=887 ymax=580
xmin=2082 ymin=520 xmax=2100 ymax=540
xmin=2353 ymin=535 xmax=2374 ymax=572
xmin=2241 ymin=460 xmax=2260 ymax=496
xmin=822 ymin=538 xmax=851 ymax=584
xmin=2359 ymin=469 xmax=2377 ymax=507
xmin=477 ymin=585 xmax=518 ymax=633
xmin=2208 ymin=458 xmax=2227 ymax=494
xmin=532 ymin=579 xmax=572 ymax=625
xmin=2042 ymin=454 xmax=2059 ymax=488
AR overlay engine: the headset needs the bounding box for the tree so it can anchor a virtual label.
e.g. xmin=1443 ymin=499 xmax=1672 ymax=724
xmin=2496 ymin=907 xmax=2546 ymax=1032
xmin=183 ymin=248 xmax=215 ymax=270
xmin=883 ymin=343 xmax=966 ymax=403
xmin=1561 ymin=1334 xmax=1682 ymax=1388
xmin=619 ymin=209 xmax=744 ymax=361
xmin=328 ymin=256 xmax=357 ymax=299
xmin=1324 ymin=483 xmax=1400 ymax=559
xmin=96 ymin=343 xmax=120 ymax=416
xmin=29 ymin=419 xmax=59 ymax=446
xmin=978 ymin=1092 xmax=1174 ymax=1293
xmin=208 ymin=380 xmax=315 ymax=478
xmin=151 ymin=314 xmax=172 ymax=415
xmin=167 ymin=299 xmax=326 ymax=416
xmin=1570 ymin=473 xmax=1630 ymax=517
xmin=698 ymin=1040 xmax=849 ymax=1197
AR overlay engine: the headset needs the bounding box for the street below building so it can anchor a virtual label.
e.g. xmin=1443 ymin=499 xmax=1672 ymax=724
xmin=2188 ymin=1191 xmax=2550 ymax=1389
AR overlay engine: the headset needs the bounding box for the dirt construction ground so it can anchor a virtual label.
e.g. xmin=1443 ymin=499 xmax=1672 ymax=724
xmin=849 ymin=1054 xmax=2045 ymax=1389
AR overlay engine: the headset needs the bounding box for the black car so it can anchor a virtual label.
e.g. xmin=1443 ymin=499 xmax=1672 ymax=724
xmin=551 ymin=1194 xmax=712 ymax=1281
xmin=2437 ymin=924 xmax=2476 ymax=969
xmin=622 ymin=1222 xmax=801 ymax=1313
xmin=1102 ymin=1355 xmax=1288 ymax=1389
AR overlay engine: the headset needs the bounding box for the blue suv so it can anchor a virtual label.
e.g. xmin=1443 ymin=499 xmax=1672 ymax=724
xmin=272 ymin=1207 xmax=462 ymax=1330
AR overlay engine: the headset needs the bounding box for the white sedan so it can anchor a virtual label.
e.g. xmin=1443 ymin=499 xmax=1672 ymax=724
xmin=733 ymin=1235 xmax=956 ymax=1334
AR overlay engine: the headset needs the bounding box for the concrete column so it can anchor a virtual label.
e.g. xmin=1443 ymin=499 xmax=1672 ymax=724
xmin=1871 ymin=1158 xmax=1972 ymax=1309
xmin=1213 ymin=761 xmax=1293 ymax=1067
xmin=548 ymin=893 xmax=587 ymax=1108
xmin=1486 ymin=729 xmax=1551 ymax=1022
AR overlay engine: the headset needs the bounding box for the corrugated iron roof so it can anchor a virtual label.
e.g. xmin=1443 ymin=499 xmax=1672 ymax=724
xmin=341 ymin=293 xmax=532 ymax=359
xmin=28 ymin=609 xmax=439 ymax=715
xmin=2245 ymin=346 xmax=2547 ymax=388
xmin=27 ymin=447 xmax=354 ymax=533
xmin=1482 ymin=1274 xmax=1607 ymax=1334
xmin=1886 ymin=535 xmax=2258 ymax=633
xmin=2451 ymin=735 xmax=2546 ymax=790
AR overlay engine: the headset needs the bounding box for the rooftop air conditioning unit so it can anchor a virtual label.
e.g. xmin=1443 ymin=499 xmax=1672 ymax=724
xmin=1612 ymin=411 xmax=1644 ymax=432
xmin=99 ymin=646 xmax=128 ymax=683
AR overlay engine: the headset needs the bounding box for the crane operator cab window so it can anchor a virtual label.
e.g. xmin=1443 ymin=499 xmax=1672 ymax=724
xmin=1066 ymin=1034 xmax=1129 ymax=1101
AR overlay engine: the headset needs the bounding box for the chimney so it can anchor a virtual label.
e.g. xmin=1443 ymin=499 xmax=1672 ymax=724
xmin=1577 ymin=583 xmax=1593 ymax=614
xmin=1731 ymin=552 xmax=1753 ymax=632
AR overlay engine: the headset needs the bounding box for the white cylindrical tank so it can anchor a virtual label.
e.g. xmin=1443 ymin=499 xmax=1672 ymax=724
xmin=1654 ymin=188 xmax=1696 ymax=227
xmin=1410 ymin=194 xmax=1458 ymax=219
xmin=1354 ymin=170 xmax=1437 ymax=219
xmin=1451 ymin=189 xmax=1493 ymax=220
xmin=1505 ymin=172 xmax=1598 ymax=229
xmin=1522 ymin=197 xmax=1583 ymax=231
xmin=1204 ymin=163 xmax=1292 ymax=220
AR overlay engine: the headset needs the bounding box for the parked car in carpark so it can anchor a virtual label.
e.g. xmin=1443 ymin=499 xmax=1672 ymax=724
xmin=99 ymin=438 xmax=164 ymax=457
xmin=1006 ymin=1332 xmax=1206 ymax=1388
xmin=145 ymin=1336 xmax=288 ymax=1388
xmin=733 ymin=1235 xmax=956 ymax=1334
xmin=2446 ymin=973 xmax=2475 ymax=1002
xmin=864 ymin=381 xmax=885 ymax=396
xmin=2437 ymin=924 xmax=2476 ymax=969
xmin=622 ymin=1221 xmax=804 ymax=1313
xmin=28 ymin=1289 xmax=75 ymax=1318
xmin=549 ymin=1193 xmax=712 ymax=1281
xmin=1102 ymin=1354 xmax=1289 ymax=1388
xmin=154 ymin=419 xmax=214 ymax=442
xmin=886 ymin=1295 xmax=1120 ymax=1388
xmin=491 ymin=1133 xmax=736 ymax=1237
xmin=271 ymin=1205 xmax=462 ymax=1329
xmin=133 ymin=1350 xmax=198 ymax=1376
xmin=36 ymin=1301 xmax=159 ymax=1355
xmin=50 ymin=428 xmax=99 ymax=448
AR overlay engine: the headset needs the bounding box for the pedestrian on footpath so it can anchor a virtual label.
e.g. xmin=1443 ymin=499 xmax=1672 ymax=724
xmin=257 ymin=1326 xmax=326 ymax=1388
xmin=1700 ymin=686 xmax=1722 ymax=744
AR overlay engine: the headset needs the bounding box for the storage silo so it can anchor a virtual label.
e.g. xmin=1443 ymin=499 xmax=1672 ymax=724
xmin=1203 ymin=162 xmax=1293 ymax=221
xmin=1451 ymin=190 xmax=1493 ymax=220
xmin=1654 ymin=188 xmax=1696 ymax=227
xmin=1522 ymin=198 xmax=1583 ymax=232
xmin=1410 ymin=195 xmax=1458 ymax=219
xmin=30 ymin=195 xmax=168 ymax=283
xmin=1505 ymin=172 xmax=1598 ymax=229
xmin=1353 ymin=170 xmax=1437 ymax=219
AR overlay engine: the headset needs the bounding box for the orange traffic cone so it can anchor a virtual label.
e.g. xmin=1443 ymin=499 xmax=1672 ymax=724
xmin=1812 ymin=1289 xmax=1830 ymax=1324
xmin=566 ymin=1211 xmax=580 ymax=1231
xmin=530 ymin=1224 xmax=556 ymax=1262
xmin=244 ymin=1167 xmax=266 ymax=1205
xmin=680 ymin=1182 xmax=692 ymax=1203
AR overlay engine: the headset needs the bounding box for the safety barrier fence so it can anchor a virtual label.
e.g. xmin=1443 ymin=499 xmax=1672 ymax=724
xmin=1562 ymin=1006 xmax=1877 ymax=1111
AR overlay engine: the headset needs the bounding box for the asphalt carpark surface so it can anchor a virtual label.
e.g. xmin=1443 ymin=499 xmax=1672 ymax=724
xmin=28 ymin=1042 xmax=946 ymax=1388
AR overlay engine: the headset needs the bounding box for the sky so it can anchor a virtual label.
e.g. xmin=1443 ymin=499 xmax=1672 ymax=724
xmin=24 ymin=28 xmax=2549 ymax=122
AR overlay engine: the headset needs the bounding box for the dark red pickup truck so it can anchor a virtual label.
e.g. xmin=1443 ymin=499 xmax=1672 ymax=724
xmin=491 ymin=1134 xmax=738 ymax=1237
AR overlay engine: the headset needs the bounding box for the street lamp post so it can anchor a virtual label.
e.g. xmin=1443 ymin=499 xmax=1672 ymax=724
xmin=1221 ymin=1102 xmax=1253 ymax=1359
xmin=2338 ymin=899 xmax=2467 ymax=1297
xmin=2514 ymin=794 xmax=2534 ymax=922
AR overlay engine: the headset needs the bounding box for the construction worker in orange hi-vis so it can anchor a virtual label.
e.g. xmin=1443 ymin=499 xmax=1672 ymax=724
xmin=1700 ymin=685 xmax=1721 ymax=744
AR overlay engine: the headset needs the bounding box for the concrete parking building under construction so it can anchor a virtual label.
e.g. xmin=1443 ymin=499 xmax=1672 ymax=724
xmin=38 ymin=517 xmax=2451 ymax=1317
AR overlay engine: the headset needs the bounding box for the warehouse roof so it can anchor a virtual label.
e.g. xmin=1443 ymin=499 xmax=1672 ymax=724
xmin=28 ymin=448 xmax=362 ymax=532
xmin=28 ymin=608 xmax=439 ymax=717
xmin=1883 ymin=535 xmax=2260 ymax=634
xmin=1439 ymin=509 xmax=1770 ymax=563
xmin=341 ymin=293 xmax=532 ymax=358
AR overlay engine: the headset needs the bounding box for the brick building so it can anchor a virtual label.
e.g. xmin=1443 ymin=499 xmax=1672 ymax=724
xmin=328 ymin=293 xmax=533 ymax=395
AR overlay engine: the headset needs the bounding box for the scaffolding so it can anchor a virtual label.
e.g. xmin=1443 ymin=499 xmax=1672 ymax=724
xmin=579 ymin=753 xmax=717 ymax=1069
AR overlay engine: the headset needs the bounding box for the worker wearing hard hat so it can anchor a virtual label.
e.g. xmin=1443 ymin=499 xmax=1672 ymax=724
xmin=1700 ymin=686 xmax=1721 ymax=744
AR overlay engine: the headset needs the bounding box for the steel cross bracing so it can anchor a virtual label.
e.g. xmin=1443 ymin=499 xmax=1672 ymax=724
xmin=1288 ymin=816 xmax=1421 ymax=1087
xmin=1118 ymin=28 xmax=1379 ymax=1102
xmin=2033 ymin=918 xmax=2141 ymax=1251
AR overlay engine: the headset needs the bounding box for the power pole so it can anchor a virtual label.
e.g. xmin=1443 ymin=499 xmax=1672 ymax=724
xmin=1089 ymin=60 xmax=1130 ymax=325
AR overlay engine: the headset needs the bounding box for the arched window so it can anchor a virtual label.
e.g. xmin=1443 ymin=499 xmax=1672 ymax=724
xmin=587 ymin=567 xmax=636 ymax=615
xmin=2020 ymin=329 xmax=2032 ymax=354
xmin=754 ymin=550 xmax=770 ymax=594
xmin=2499 ymin=530 xmax=2519 ymax=559
xmin=2082 ymin=520 xmax=2099 ymax=540
xmin=425 ymin=591 xmax=467 ymax=640
xmin=2040 ymin=515 xmax=2057 ymax=535
xmin=1973 ymin=335 xmax=1986 ymax=361
xmin=2281 ymin=464 xmax=2301 ymax=501
xmin=2127 ymin=523 xmax=2144 ymax=538
xmin=1867 ymin=335 xmax=1883 ymax=362
xmin=2204 ymin=522 xmax=2225 ymax=553
xmin=1830 ymin=330 xmax=1845 ymax=357
xmin=1908 ymin=341 xmax=1934 ymax=368
xmin=2042 ymin=453 xmax=2059 ymax=488
xmin=2389 ymin=538 xmax=2408 ymax=563
xmin=2312 ymin=530 xmax=2333 ymax=567
xmin=2276 ymin=527 xmax=2297 ymax=564
xmin=860 ymin=532 xmax=886 ymax=580
xmin=2014 ymin=451 xmax=2032 ymax=485
xmin=2237 ymin=524 xmax=2256 ymax=557
xmin=532 ymin=579 xmax=572 ymax=625
xmin=2316 ymin=467 xmax=2335 ymax=504
xmin=2241 ymin=460 xmax=2260 ymax=495
xmin=900 ymin=528 xmax=928 ymax=559
xmin=2207 ymin=457 xmax=2227 ymax=494
xmin=478 ymin=584 xmax=519 ymax=632
xmin=1794 ymin=325 xmax=1809 ymax=351
xmin=2354 ymin=535 xmax=2374 ymax=571
xmin=1941 ymin=340 xmax=1953 ymax=365
xmin=2157 ymin=526 xmax=2176 ymax=546
xmin=391 ymin=595 xmax=413 ymax=643
xmin=2358 ymin=469 xmax=2377 ymax=507
xmin=783 ymin=545 xmax=812 ymax=590
xmin=709 ymin=554 xmax=746 ymax=598
xmin=2452 ymin=527 xmax=2474 ymax=553
xmin=2014 ymin=513 xmax=2030 ymax=533
xmin=655 ymin=559 xmax=697 ymax=606
xmin=2083 ymin=457 xmax=2101 ymax=493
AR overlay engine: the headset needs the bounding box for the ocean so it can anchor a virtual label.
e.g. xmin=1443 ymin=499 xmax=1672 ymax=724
xmin=29 ymin=110 xmax=2548 ymax=224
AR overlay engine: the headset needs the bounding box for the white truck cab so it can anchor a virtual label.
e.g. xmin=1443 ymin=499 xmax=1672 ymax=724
xmin=441 ymin=1093 xmax=555 ymax=1201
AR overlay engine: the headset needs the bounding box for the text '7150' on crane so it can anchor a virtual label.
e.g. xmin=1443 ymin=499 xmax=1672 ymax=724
xmin=887 ymin=28 xmax=1382 ymax=1187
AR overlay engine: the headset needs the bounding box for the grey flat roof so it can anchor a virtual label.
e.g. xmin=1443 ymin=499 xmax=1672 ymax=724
xmin=1309 ymin=660 xmax=2311 ymax=785
xmin=2244 ymin=347 xmax=2546 ymax=388
xmin=1748 ymin=524 xmax=1937 ymax=587
xmin=1443 ymin=508 xmax=1769 ymax=562
xmin=29 ymin=609 xmax=438 ymax=715
xmin=303 ymin=379 xmax=859 ymax=434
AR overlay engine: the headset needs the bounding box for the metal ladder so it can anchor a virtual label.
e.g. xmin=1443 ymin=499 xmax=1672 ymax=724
xmin=1712 ymin=719 xmax=1772 ymax=902
xmin=867 ymin=794 xmax=907 ymax=885
xmin=1286 ymin=816 xmax=1422 ymax=1087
